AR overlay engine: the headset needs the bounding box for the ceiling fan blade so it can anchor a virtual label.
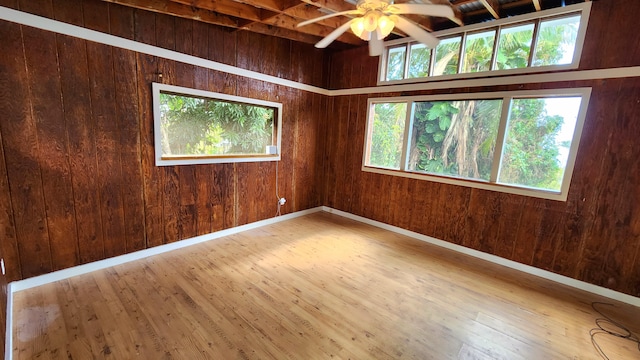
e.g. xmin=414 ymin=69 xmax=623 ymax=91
xmin=369 ymin=33 xmax=384 ymax=56
xmin=297 ymin=10 xmax=362 ymax=27
xmin=387 ymin=4 xmax=454 ymax=19
xmin=315 ymin=19 xmax=355 ymax=48
xmin=394 ymin=16 xmax=440 ymax=48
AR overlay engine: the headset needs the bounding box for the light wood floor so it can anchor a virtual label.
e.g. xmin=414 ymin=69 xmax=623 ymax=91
xmin=12 ymin=212 xmax=640 ymax=359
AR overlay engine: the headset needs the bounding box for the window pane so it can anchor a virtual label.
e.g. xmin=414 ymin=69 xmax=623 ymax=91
xmin=386 ymin=46 xmax=407 ymax=81
xmin=408 ymin=43 xmax=431 ymax=78
xmin=498 ymin=97 xmax=581 ymax=191
xmin=407 ymin=99 xmax=502 ymax=180
xmin=433 ymin=36 xmax=461 ymax=76
xmin=532 ymin=15 xmax=581 ymax=67
xmin=366 ymin=103 xmax=407 ymax=169
xmin=159 ymin=92 xmax=275 ymax=156
xmin=462 ymin=30 xmax=496 ymax=73
xmin=496 ymin=23 xmax=534 ymax=70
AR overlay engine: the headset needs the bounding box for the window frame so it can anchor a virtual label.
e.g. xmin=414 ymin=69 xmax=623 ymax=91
xmin=377 ymin=2 xmax=591 ymax=85
xmin=362 ymin=88 xmax=592 ymax=201
xmin=152 ymin=82 xmax=283 ymax=166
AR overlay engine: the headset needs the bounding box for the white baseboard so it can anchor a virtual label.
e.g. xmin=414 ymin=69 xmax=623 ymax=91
xmin=322 ymin=206 xmax=640 ymax=307
xmin=6 ymin=204 xmax=638 ymax=360
xmin=10 ymin=207 xmax=323 ymax=293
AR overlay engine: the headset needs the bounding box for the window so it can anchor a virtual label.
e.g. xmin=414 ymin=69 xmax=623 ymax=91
xmin=365 ymin=102 xmax=407 ymax=169
xmin=462 ymin=30 xmax=495 ymax=73
xmin=362 ymin=88 xmax=591 ymax=201
xmin=152 ymin=83 xmax=282 ymax=166
xmin=433 ymin=36 xmax=461 ymax=76
xmin=495 ymin=23 xmax=534 ymax=70
xmin=378 ymin=3 xmax=590 ymax=84
xmin=408 ymin=43 xmax=431 ymax=79
xmin=385 ymin=46 xmax=407 ymax=81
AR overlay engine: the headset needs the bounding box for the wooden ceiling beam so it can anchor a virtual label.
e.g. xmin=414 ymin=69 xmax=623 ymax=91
xmin=278 ymin=0 xmax=304 ymax=11
xmin=479 ymin=0 xmax=500 ymax=19
xmin=299 ymin=0 xmax=357 ymax=13
xmin=261 ymin=13 xmax=363 ymax=44
xmin=240 ymin=22 xmax=322 ymax=44
xmin=532 ymin=0 xmax=541 ymax=11
xmin=283 ymin=5 xmax=346 ymax=28
xmin=233 ymin=0 xmax=287 ymax=13
xmin=103 ymin=0 xmax=238 ymax=27
xmin=170 ymin=0 xmax=264 ymax=22
xmin=415 ymin=0 xmax=464 ymax=26
xmin=464 ymin=0 xmax=531 ymax=18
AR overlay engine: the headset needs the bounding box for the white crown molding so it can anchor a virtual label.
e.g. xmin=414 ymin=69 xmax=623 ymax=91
xmin=1 ymin=6 xmax=640 ymax=99
xmin=0 ymin=6 xmax=331 ymax=96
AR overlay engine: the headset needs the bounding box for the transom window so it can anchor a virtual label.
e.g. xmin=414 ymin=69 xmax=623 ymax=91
xmin=363 ymin=88 xmax=591 ymax=201
xmin=153 ymin=83 xmax=282 ymax=166
xmin=379 ymin=3 xmax=591 ymax=84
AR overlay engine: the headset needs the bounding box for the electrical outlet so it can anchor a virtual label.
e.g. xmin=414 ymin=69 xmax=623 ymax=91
xmin=279 ymin=198 xmax=286 ymax=205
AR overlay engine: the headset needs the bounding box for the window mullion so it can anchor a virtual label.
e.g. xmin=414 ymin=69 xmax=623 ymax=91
xmin=528 ymin=19 xmax=542 ymax=66
xmin=403 ymin=43 xmax=411 ymax=80
xmin=428 ymin=44 xmax=436 ymax=76
xmin=399 ymin=101 xmax=413 ymax=171
xmin=457 ymin=32 xmax=467 ymax=74
xmin=490 ymin=97 xmax=512 ymax=183
xmin=489 ymin=26 xmax=500 ymax=71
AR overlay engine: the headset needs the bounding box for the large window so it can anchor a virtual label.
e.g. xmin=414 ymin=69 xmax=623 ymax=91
xmin=153 ymin=83 xmax=282 ymax=166
xmin=379 ymin=3 xmax=590 ymax=84
xmin=362 ymin=88 xmax=591 ymax=201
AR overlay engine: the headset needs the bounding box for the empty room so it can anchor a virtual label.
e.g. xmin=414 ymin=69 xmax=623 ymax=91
xmin=0 ymin=0 xmax=639 ymax=358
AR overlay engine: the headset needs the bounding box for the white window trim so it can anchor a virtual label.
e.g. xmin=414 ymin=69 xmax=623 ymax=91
xmin=362 ymin=87 xmax=592 ymax=201
xmin=377 ymin=2 xmax=592 ymax=86
xmin=152 ymin=82 xmax=283 ymax=166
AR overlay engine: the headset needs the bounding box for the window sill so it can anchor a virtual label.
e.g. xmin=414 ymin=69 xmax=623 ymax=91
xmin=362 ymin=165 xmax=566 ymax=201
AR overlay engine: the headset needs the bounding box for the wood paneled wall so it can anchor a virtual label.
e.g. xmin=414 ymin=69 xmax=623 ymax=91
xmin=324 ymin=0 xmax=640 ymax=297
xmin=0 ymin=0 xmax=327 ymax=284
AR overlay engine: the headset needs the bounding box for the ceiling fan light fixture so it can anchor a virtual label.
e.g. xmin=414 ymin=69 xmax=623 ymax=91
xmin=363 ymin=11 xmax=379 ymax=32
xmin=350 ymin=17 xmax=365 ymax=37
xmin=377 ymin=15 xmax=395 ymax=39
xmin=302 ymin=0 xmax=451 ymax=54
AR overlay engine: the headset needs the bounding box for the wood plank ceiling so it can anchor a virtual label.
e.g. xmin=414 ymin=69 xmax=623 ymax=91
xmin=102 ymin=0 xmax=590 ymax=49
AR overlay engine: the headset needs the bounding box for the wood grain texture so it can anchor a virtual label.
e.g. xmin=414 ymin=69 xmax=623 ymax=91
xmin=323 ymin=78 xmax=640 ymax=296
xmin=23 ymin=24 xmax=77 ymax=274
xmin=12 ymin=213 xmax=640 ymax=359
xmin=56 ymin=31 xmax=98 ymax=267
xmin=321 ymin=0 xmax=640 ymax=297
xmin=113 ymin=46 xmax=147 ymax=253
xmin=0 ymin=0 xmax=327 ymax=287
xmin=0 ymin=20 xmax=49 ymax=280
xmin=0 ymin=18 xmax=22 ymax=287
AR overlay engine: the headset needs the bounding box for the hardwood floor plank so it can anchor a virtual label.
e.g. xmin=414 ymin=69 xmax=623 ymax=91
xmin=13 ymin=212 xmax=640 ymax=359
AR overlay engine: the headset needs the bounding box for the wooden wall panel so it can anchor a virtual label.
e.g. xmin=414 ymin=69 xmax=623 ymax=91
xmin=23 ymin=24 xmax=80 ymax=273
xmin=0 ymin=0 xmax=326 ymax=287
xmin=56 ymin=32 xmax=99 ymax=266
xmin=324 ymin=0 xmax=640 ymax=297
xmin=113 ymin=47 xmax=146 ymax=253
xmin=0 ymin=27 xmax=23 ymax=283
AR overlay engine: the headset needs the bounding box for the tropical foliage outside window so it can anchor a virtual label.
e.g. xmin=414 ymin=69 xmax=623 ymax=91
xmin=386 ymin=46 xmax=406 ymax=81
xmin=152 ymin=83 xmax=282 ymax=166
xmin=496 ymin=23 xmax=534 ymax=70
xmin=366 ymin=103 xmax=407 ymax=169
xmin=363 ymin=89 xmax=590 ymax=200
xmin=380 ymin=8 xmax=586 ymax=83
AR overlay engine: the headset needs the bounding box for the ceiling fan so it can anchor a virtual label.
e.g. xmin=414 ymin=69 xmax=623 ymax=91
xmin=297 ymin=0 xmax=455 ymax=56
